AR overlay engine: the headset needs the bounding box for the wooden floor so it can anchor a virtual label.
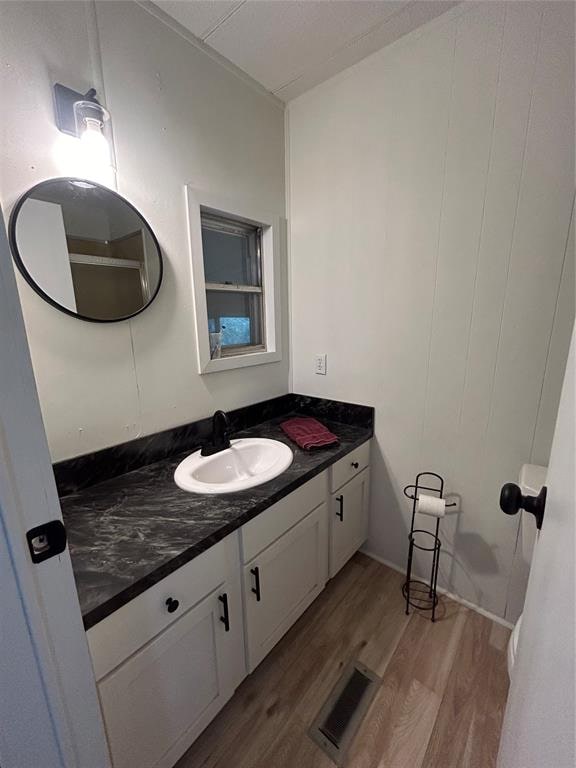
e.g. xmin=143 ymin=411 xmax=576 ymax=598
xmin=176 ymin=554 xmax=510 ymax=768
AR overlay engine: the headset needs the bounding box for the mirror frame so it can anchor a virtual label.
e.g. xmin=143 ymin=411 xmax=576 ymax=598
xmin=8 ymin=177 xmax=164 ymax=323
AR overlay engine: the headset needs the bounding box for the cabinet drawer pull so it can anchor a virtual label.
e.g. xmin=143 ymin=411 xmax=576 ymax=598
xmin=336 ymin=495 xmax=344 ymax=521
xmin=351 ymin=461 xmax=359 ymax=469
xmin=218 ymin=593 xmax=230 ymax=632
xmin=250 ymin=566 xmax=261 ymax=602
xmin=165 ymin=597 xmax=179 ymax=613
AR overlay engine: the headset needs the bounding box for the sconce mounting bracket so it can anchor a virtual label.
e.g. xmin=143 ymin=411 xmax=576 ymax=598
xmin=53 ymin=83 xmax=100 ymax=136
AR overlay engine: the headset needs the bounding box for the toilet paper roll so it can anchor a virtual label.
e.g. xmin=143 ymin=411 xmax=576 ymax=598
xmin=416 ymin=494 xmax=446 ymax=518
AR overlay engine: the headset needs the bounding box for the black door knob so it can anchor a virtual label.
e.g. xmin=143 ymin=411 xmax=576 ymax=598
xmin=499 ymin=483 xmax=547 ymax=530
xmin=499 ymin=483 xmax=523 ymax=515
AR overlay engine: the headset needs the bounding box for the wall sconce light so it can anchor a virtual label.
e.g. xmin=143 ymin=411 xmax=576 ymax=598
xmin=53 ymin=83 xmax=115 ymax=181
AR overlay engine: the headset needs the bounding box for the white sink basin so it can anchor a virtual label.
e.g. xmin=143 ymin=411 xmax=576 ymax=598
xmin=174 ymin=438 xmax=293 ymax=494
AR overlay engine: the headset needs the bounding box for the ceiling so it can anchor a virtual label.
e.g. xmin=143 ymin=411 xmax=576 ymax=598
xmin=150 ymin=1 xmax=459 ymax=102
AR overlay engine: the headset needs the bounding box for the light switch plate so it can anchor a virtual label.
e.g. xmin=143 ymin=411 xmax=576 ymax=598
xmin=315 ymin=353 xmax=327 ymax=375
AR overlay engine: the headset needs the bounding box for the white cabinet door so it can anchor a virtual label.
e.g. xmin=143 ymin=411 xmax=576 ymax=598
xmin=243 ymin=502 xmax=327 ymax=671
xmin=329 ymin=468 xmax=370 ymax=578
xmin=98 ymin=580 xmax=243 ymax=768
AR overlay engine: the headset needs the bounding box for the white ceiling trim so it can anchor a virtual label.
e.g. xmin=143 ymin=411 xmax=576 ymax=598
xmin=135 ymin=1 xmax=285 ymax=109
xmin=202 ymin=1 xmax=246 ymax=41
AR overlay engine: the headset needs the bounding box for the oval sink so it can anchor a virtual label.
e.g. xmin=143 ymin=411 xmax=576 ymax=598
xmin=174 ymin=438 xmax=293 ymax=494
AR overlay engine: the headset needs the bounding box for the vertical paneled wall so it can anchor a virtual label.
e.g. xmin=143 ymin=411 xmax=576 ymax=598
xmin=288 ymin=1 xmax=575 ymax=620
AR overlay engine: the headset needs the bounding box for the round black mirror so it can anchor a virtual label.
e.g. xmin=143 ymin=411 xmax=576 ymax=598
xmin=9 ymin=178 xmax=163 ymax=322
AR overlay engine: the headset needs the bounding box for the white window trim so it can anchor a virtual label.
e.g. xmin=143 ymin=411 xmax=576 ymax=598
xmin=186 ymin=186 xmax=282 ymax=374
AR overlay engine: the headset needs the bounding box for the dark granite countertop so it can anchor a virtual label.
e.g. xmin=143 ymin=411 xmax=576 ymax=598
xmin=61 ymin=410 xmax=372 ymax=629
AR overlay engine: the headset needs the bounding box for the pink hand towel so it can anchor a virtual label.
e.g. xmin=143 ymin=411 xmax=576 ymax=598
xmin=280 ymin=417 xmax=340 ymax=451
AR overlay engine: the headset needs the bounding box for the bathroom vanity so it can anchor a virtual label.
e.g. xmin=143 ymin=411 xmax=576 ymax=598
xmin=56 ymin=394 xmax=373 ymax=768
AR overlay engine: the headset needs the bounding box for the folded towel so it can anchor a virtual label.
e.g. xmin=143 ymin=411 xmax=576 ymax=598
xmin=280 ymin=416 xmax=340 ymax=451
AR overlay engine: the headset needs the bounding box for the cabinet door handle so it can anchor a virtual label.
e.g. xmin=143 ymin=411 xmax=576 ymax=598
xmin=165 ymin=597 xmax=179 ymax=614
xmin=351 ymin=461 xmax=359 ymax=469
xmin=250 ymin=566 xmax=261 ymax=602
xmin=218 ymin=593 xmax=230 ymax=632
xmin=336 ymin=495 xmax=344 ymax=521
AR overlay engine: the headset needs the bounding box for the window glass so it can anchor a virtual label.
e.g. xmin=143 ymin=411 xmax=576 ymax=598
xmin=205 ymin=290 xmax=263 ymax=349
xmin=201 ymin=216 xmax=260 ymax=286
xmin=201 ymin=211 xmax=265 ymax=358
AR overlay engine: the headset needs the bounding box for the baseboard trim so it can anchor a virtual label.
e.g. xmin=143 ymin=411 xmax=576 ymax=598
xmin=361 ymin=549 xmax=514 ymax=631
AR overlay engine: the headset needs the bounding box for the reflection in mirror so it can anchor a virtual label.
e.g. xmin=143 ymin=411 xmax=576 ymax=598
xmin=9 ymin=179 xmax=162 ymax=322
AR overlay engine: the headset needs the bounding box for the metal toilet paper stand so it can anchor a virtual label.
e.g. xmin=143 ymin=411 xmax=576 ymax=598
xmin=402 ymin=471 xmax=455 ymax=622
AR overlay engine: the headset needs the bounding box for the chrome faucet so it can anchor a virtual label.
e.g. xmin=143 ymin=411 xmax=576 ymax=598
xmin=201 ymin=410 xmax=231 ymax=456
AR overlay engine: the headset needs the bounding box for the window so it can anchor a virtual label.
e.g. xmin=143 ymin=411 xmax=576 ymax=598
xmin=187 ymin=187 xmax=282 ymax=374
xmin=201 ymin=213 xmax=264 ymax=358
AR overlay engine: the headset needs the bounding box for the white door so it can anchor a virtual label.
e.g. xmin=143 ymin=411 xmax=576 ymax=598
xmin=99 ymin=583 xmax=241 ymax=768
xmin=497 ymin=327 xmax=575 ymax=768
xmin=330 ymin=468 xmax=370 ymax=578
xmin=243 ymin=503 xmax=327 ymax=671
xmin=15 ymin=198 xmax=77 ymax=311
xmin=0 ymin=210 xmax=110 ymax=768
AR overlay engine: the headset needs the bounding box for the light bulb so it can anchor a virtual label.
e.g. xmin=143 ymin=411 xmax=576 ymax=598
xmin=52 ymin=87 xmax=116 ymax=186
xmin=80 ymin=117 xmax=111 ymax=168
xmin=72 ymin=99 xmax=116 ymax=186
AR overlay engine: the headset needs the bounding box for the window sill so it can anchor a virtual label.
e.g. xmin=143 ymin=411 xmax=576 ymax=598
xmin=200 ymin=349 xmax=282 ymax=374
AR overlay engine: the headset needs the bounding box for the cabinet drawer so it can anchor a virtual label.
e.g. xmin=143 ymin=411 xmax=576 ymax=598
xmin=88 ymin=533 xmax=239 ymax=681
xmin=240 ymin=471 xmax=327 ymax=563
xmin=330 ymin=440 xmax=371 ymax=492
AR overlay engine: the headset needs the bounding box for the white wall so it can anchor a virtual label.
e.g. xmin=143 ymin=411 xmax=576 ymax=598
xmin=0 ymin=0 xmax=288 ymax=462
xmin=288 ymin=1 xmax=575 ymax=620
